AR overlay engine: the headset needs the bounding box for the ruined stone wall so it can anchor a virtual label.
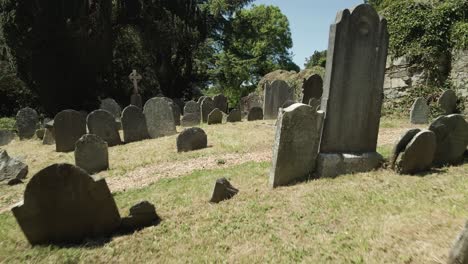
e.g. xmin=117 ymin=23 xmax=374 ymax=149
xmin=451 ymin=49 xmax=468 ymax=98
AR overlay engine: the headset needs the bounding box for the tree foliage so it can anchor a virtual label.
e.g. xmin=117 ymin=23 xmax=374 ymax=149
xmin=304 ymin=50 xmax=327 ymax=69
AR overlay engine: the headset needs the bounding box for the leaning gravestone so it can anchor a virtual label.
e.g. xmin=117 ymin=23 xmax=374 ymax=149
xmin=248 ymin=107 xmax=263 ymax=121
xmin=181 ymin=113 xmax=201 ymax=127
xmin=100 ymin=98 xmax=122 ymax=120
xmin=210 ymin=178 xmax=239 ymax=203
xmin=176 ymin=127 xmax=208 ymax=152
xmin=12 ymin=163 xmax=121 ymax=245
xmin=143 ymin=97 xmax=176 ymax=138
xmin=395 ymin=130 xmax=436 ymax=175
xmin=16 ymin=107 xmax=38 ymax=140
xmin=448 ymin=221 xmax=468 ymax=264
xmin=184 ymin=101 xmax=200 ymax=115
xmin=121 ymin=105 xmax=149 ymax=143
xmin=75 ymin=134 xmax=109 ymax=174
xmin=429 ymin=114 xmax=468 ymax=166
xmin=270 ymin=104 xmax=324 ymax=187
xmin=207 ymin=108 xmax=223 ymax=125
xmin=317 ymin=4 xmax=388 ymax=178
xmin=54 ymin=110 xmax=87 ymax=152
xmin=227 ymin=109 xmax=242 ymax=123
xmin=87 ymin=110 xmax=122 ymax=147
xmin=390 ymin=129 xmax=421 ymax=169
xmin=0 ymin=150 xmax=28 ymax=185
xmin=201 ymin=97 xmax=215 ymax=123
xmin=213 ymin=94 xmax=228 ymax=113
xmin=302 ymin=74 xmax=323 ymax=104
xmin=263 ymin=80 xmax=294 ymax=120
xmin=438 ymin=90 xmax=458 ymax=115
xmin=0 ymin=130 xmax=15 ymax=146
xmin=410 ymin=97 xmax=430 ymax=124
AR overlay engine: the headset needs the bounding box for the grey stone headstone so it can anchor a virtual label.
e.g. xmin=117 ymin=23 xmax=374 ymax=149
xmin=100 ymin=98 xmax=122 ymax=120
xmin=197 ymin=96 xmax=208 ymax=104
xmin=207 ymin=108 xmax=223 ymax=125
xmin=42 ymin=127 xmax=55 ymax=145
xmin=121 ymin=105 xmax=149 ymax=143
xmin=429 ymin=114 xmax=468 ymax=166
xmin=200 ymin=97 xmax=215 ymax=123
xmin=227 ymin=109 xmax=242 ymax=123
xmin=75 ymin=134 xmax=109 ymax=174
xmin=143 ymin=97 xmax=177 ymax=138
xmin=320 ymin=4 xmax=388 ymax=155
xmin=390 ymin=129 xmax=421 ymax=169
xmin=410 ymin=97 xmax=430 ymax=124
xmin=270 ymin=104 xmax=324 ymax=187
xmin=395 ymin=130 xmax=436 ymax=174
xmin=263 ymin=80 xmax=294 ymax=120
xmin=181 ymin=113 xmax=201 ymax=127
xmin=11 ymin=163 xmax=121 ymax=245
xmin=87 ymin=110 xmax=122 ymax=147
xmin=0 ymin=150 xmax=28 ymax=185
xmin=16 ymin=107 xmax=38 ymax=140
xmin=0 ymin=130 xmax=15 ymax=146
xmin=54 ymin=110 xmax=87 ymax=152
xmin=438 ymin=90 xmax=458 ymax=115
xmin=210 ymin=178 xmax=239 ymax=203
xmin=302 ymin=74 xmax=323 ymax=104
xmin=130 ymin=94 xmax=143 ymax=109
xmin=240 ymin=93 xmax=262 ymax=114
xmin=213 ymin=94 xmax=228 ymax=113
xmin=247 ymin=107 xmax=263 ymax=121
xmin=184 ymin=101 xmax=200 ymax=115
xmin=448 ymin=221 xmax=468 ymax=264
xmin=176 ymin=127 xmax=207 ymax=152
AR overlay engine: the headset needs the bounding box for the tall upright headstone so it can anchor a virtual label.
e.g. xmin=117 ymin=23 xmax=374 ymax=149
xmin=143 ymin=97 xmax=176 ymax=138
xmin=263 ymin=80 xmax=294 ymax=120
xmin=200 ymin=97 xmax=215 ymax=123
xmin=121 ymin=105 xmax=149 ymax=143
xmin=54 ymin=110 xmax=87 ymax=152
xmin=87 ymin=110 xmax=122 ymax=147
xmin=213 ymin=94 xmax=228 ymax=113
xmin=302 ymin=74 xmax=323 ymax=104
xmin=317 ymin=4 xmax=388 ymax=177
xmin=16 ymin=108 xmax=38 ymax=140
xmin=438 ymin=90 xmax=458 ymax=115
xmin=410 ymin=97 xmax=430 ymax=124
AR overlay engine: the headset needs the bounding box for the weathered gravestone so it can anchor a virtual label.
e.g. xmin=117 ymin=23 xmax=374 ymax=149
xmin=201 ymin=97 xmax=215 ymax=123
xmin=270 ymin=104 xmax=324 ymax=187
xmin=0 ymin=150 xmax=28 ymax=185
xmin=12 ymin=163 xmax=121 ymax=245
xmin=75 ymin=134 xmax=109 ymax=174
xmin=410 ymin=97 xmax=430 ymax=124
xmin=207 ymin=108 xmax=223 ymax=125
xmin=302 ymin=74 xmax=323 ymax=104
xmin=263 ymin=80 xmax=294 ymax=120
xmin=438 ymin=90 xmax=458 ymax=115
xmin=390 ymin=128 xmax=421 ymax=169
xmin=42 ymin=121 xmax=55 ymax=145
xmin=176 ymin=127 xmax=207 ymax=152
xmin=100 ymin=98 xmax=122 ymax=121
xmin=317 ymin=4 xmax=388 ymax=178
xmin=248 ymin=107 xmax=263 ymax=121
xmin=54 ymin=110 xmax=87 ymax=152
xmin=16 ymin=107 xmax=38 ymax=140
xmin=213 ymin=94 xmax=228 ymax=113
xmin=210 ymin=178 xmax=239 ymax=203
xmin=143 ymin=97 xmax=176 ymax=138
xmin=121 ymin=105 xmax=149 ymax=143
xmin=448 ymin=221 xmax=468 ymax=264
xmin=87 ymin=110 xmax=122 ymax=147
xmin=120 ymin=201 xmax=160 ymax=232
xmin=227 ymin=109 xmax=242 ymax=123
xmin=240 ymin=93 xmax=262 ymax=115
xmin=197 ymin=96 xmax=208 ymax=104
xmin=0 ymin=130 xmax=15 ymax=146
xmin=161 ymin=98 xmax=181 ymax=126
xmin=181 ymin=113 xmax=201 ymax=127
xmin=429 ymin=114 xmax=468 ymax=166
xmin=395 ymin=130 xmax=436 ymax=175
xmin=184 ymin=101 xmax=200 ymax=115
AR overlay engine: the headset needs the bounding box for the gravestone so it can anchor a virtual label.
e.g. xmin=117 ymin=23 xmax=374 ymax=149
xmin=0 ymin=130 xmax=15 ymax=146
xmin=120 ymin=201 xmax=160 ymax=232
xmin=281 ymin=100 xmax=296 ymax=109
xmin=317 ymin=4 xmax=388 ymax=177
xmin=302 ymin=74 xmax=323 ymax=104
xmin=181 ymin=113 xmax=201 ymax=127
xmin=0 ymin=150 xmax=28 ymax=185
xmin=121 ymin=105 xmax=149 ymax=143
xmin=16 ymin=107 xmax=38 ymax=140
xmin=240 ymin=93 xmax=262 ymax=114
xmin=210 ymin=178 xmax=239 ymax=203
xmin=54 ymin=110 xmax=87 ymax=152
xmin=143 ymin=97 xmax=176 ymax=138
xmin=213 ymin=94 xmax=228 ymax=113
xmin=395 ymin=130 xmax=436 ymax=175
xmin=410 ymin=97 xmax=430 ymax=124
xmin=197 ymin=96 xmax=208 ymax=104
xmin=129 ymin=70 xmax=143 ymax=109
xmin=270 ymin=104 xmax=324 ymax=187
xmin=308 ymin=98 xmax=321 ymax=111
xmin=263 ymin=80 xmax=294 ymax=120
xmin=42 ymin=127 xmax=55 ymax=145
xmin=390 ymin=129 xmax=421 ymax=169
xmin=172 ymin=98 xmax=185 ymax=116
xmin=100 ymin=98 xmax=122 ymax=120
xmin=75 ymin=134 xmax=109 ymax=174
xmin=248 ymin=107 xmax=263 ymax=121
xmin=448 ymin=221 xmax=468 ymax=264
xmin=176 ymin=127 xmax=208 ymax=152
xmin=87 ymin=110 xmax=122 ymax=147
xmin=12 ymin=163 xmax=121 ymax=245
xmin=207 ymin=108 xmax=223 ymax=125
xmin=227 ymin=109 xmax=242 ymax=123
xmin=35 ymin=129 xmax=45 ymax=140
xmin=438 ymin=90 xmax=458 ymax=115
xmin=429 ymin=114 xmax=468 ymax=166
xmin=170 ymin=103 xmax=181 ymax=126
xmin=201 ymin=97 xmax=215 ymax=123
xmin=184 ymin=101 xmax=200 ymax=115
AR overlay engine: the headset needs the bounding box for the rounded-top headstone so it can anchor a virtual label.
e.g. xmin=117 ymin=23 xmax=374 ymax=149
xmin=396 ymin=130 xmax=436 ymax=175
xmin=302 ymin=74 xmax=323 ymax=104
xmin=87 ymin=109 xmax=122 ymax=147
xmin=100 ymin=98 xmax=122 ymax=120
xmin=197 ymin=96 xmax=208 ymax=104
xmin=248 ymin=107 xmax=263 ymax=121
xmin=181 ymin=113 xmax=201 ymax=127
xmin=16 ymin=107 xmax=38 ymax=140
xmin=201 ymin=97 xmax=215 ymax=123
xmin=121 ymin=105 xmax=149 ymax=143
xmin=184 ymin=101 xmax=200 ymax=114
xmin=75 ymin=134 xmax=109 ymax=174
xmin=54 ymin=110 xmax=86 ymax=152
xmin=390 ymin=129 xmax=421 ymax=169
xmin=263 ymin=80 xmax=294 ymax=120
xmin=410 ymin=97 xmax=430 ymax=124
xmin=207 ymin=108 xmax=223 ymax=125
xmin=213 ymin=94 xmax=228 ymax=113
xmin=438 ymin=90 xmax=458 ymax=115
xmin=143 ymin=97 xmax=177 ymax=138
xmin=177 ymin=127 xmax=208 ymax=152
xmin=227 ymin=109 xmax=242 ymax=123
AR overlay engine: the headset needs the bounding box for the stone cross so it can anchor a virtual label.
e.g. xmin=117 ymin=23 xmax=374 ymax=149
xmin=129 ymin=70 xmax=142 ymax=94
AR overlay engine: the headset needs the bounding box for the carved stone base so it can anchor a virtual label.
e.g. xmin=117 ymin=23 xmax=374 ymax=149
xmin=316 ymin=152 xmax=383 ymax=178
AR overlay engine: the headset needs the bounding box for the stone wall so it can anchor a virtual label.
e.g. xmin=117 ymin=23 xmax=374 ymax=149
xmin=451 ymin=49 xmax=468 ymax=98
xmin=383 ymin=56 xmax=426 ymax=102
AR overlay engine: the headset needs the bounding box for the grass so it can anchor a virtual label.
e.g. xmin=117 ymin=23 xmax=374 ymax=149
xmin=0 ymin=117 xmax=467 ymax=263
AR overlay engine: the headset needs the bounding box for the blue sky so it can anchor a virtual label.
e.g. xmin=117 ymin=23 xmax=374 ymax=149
xmin=253 ymin=0 xmax=364 ymax=68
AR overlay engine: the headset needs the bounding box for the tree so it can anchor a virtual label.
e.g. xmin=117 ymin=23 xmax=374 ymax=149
xmin=304 ymin=50 xmax=327 ymax=69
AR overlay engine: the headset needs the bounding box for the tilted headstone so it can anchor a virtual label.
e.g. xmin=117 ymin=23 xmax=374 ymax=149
xmin=121 ymin=105 xmax=149 ymax=143
xmin=143 ymin=97 xmax=176 ymax=138
xmin=176 ymin=127 xmax=208 ymax=152
xmin=429 ymin=114 xmax=468 ymax=166
xmin=302 ymin=74 xmax=323 ymax=104
xmin=16 ymin=107 xmax=38 ymax=140
xmin=0 ymin=130 xmax=15 ymax=146
xmin=100 ymin=98 xmax=122 ymax=120
xmin=200 ymin=97 xmax=215 ymax=123
xmin=210 ymin=178 xmax=239 ymax=203
xmin=448 ymin=221 xmax=468 ymax=264
xmin=438 ymin=90 xmax=458 ymax=115
xmin=270 ymin=104 xmax=324 ymax=187
xmin=247 ymin=107 xmax=263 ymax=121
xmin=0 ymin=150 xmax=28 ymax=185
xmin=317 ymin=4 xmax=388 ymax=177
xmin=75 ymin=134 xmax=109 ymax=174
xmin=12 ymin=163 xmax=121 ymax=245
xmin=181 ymin=113 xmax=201 ymax=127
xmin=184 ymin=101 xmax=200 ymax=115
xmin=395 ymin=130 xmax=436 ymax=175
xmin=207 ymin=108 xmax=223 ymax=125
xmin=410 ymin=97 xmax=430 ymax=124
xmin=87 ymin=110 xmax=122 ymax=147
xmin=213 ymin=94 xmax=228 ymax=113
xmin=54 ymin=110 xmax=87 ymax=152
xmin=227 ymin=109 xmax=242 ymax=123
xmin=390 ymin=129 xmax=421 ymax=169
xmin=263 ymin=80 xmax=294 ymax=120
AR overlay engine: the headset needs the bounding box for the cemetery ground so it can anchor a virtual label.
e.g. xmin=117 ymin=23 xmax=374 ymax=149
xmin=0 ymin=117 xmax=467 ymax=263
